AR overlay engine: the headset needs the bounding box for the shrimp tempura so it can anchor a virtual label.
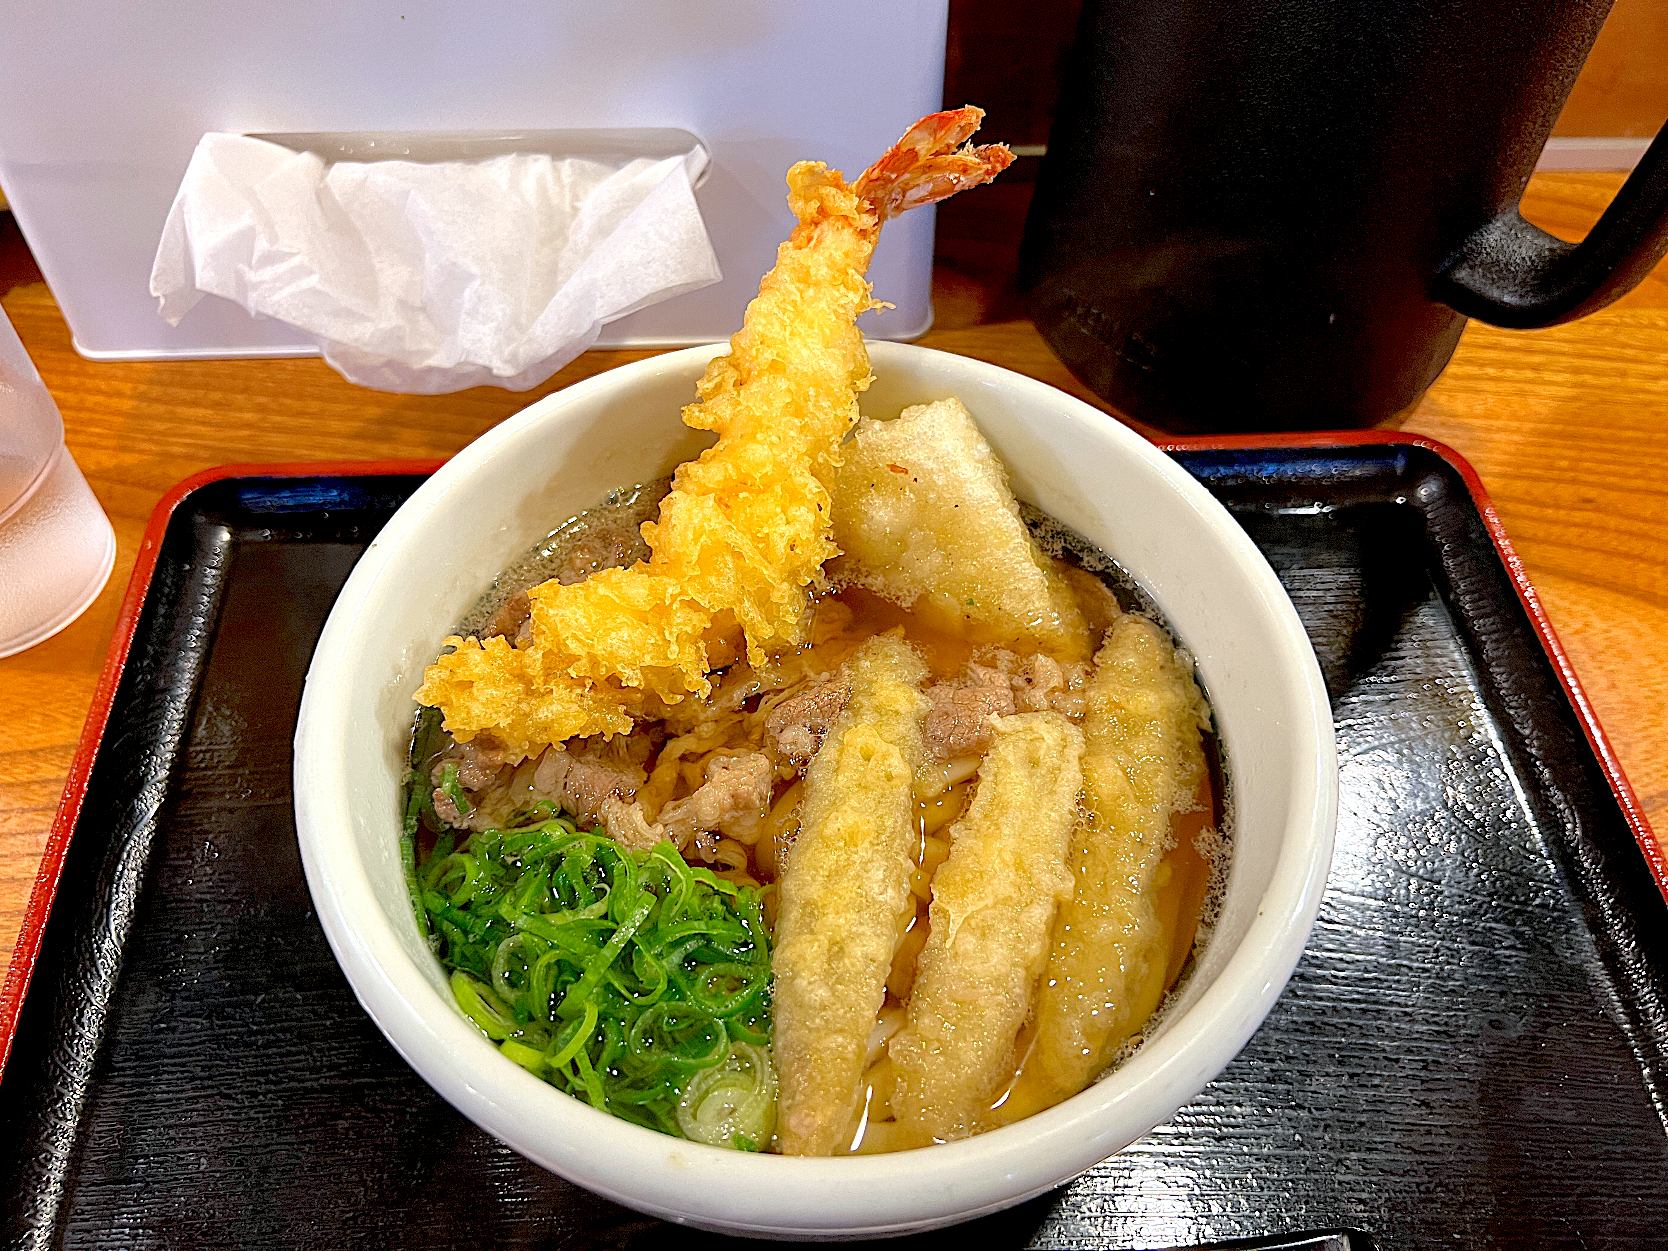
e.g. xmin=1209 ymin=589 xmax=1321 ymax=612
xmin=417 ymin=110 xmax=1013 ymax=758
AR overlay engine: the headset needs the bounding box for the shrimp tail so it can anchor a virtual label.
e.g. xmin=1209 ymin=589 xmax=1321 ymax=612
xmin=854 ymin=106 xmax=1016 ymax=222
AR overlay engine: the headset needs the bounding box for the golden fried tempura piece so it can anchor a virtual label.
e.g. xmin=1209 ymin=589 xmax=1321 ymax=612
xmin=831 ymin=398 xmax=1090 ymax=661
xmin=772 ymin=635 xmax=929 ymax=1156
xmin=417 ymin=112 xmax=1013 ymax=759
xmin=996 ymin=615 xmax=1209 ymax=1123
xmin=888 ymin=711 xmax=1084 ymax=1146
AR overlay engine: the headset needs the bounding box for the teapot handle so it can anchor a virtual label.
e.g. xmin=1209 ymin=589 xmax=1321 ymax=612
xmin=1435 ymin=123 xmax=1668 ymax=328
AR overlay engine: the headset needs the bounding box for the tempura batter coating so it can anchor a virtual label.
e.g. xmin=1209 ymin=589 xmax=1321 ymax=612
xmin=416 ymin=113 xmax=1013 ymax=759
xmin=832 ymin=398 xmax=1090 ymax=661
xmin=888 ymin=711 xmax=1084 ymax=1146
xmin=772 ymin=635 xmax=929 ymax=1156
xmin=1006 ymin=615 xmax=1209 ymax=1118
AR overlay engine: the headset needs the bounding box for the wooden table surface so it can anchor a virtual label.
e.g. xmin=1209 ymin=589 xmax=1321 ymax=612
xmin=2 ymin=171 xmax=1665 ymax=998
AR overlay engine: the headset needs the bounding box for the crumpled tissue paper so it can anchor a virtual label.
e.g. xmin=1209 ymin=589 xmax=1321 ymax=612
xmin=150 ymin=133 xmax=722 ymax=393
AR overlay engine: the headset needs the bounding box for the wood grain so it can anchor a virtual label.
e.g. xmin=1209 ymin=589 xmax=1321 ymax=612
xmin=1 ymin=171 xmax=1664 ymax=1004
xmin=1553 ymin=0 xmax=1668 ymax=138
xmin=1401 ymin=175 xmax=1668 ymax=831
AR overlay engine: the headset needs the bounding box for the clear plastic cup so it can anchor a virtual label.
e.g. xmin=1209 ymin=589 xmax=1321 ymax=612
xmin=0 ymin=306 xmax=115 ymax=658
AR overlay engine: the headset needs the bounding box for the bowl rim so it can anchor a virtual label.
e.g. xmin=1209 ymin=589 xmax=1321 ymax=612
xmin=294 ymin=340 xmax=1337 ymax=1237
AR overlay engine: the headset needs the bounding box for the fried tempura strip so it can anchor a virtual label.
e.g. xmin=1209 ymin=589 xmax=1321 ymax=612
xmin=888 ymin=711 xmax=1084 ymax=1146
xmin=416 ymin=112 xmax=1013 ymax=759
xmin=772 ymin=635 xmax=929 ymax=1156
xmin=832 ymin=397 xmax=1090 ymax=660
xmin=998 ymin=615 xmax=1209 ymax=1122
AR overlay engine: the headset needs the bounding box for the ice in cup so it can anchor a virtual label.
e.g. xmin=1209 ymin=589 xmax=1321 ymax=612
xmin=0 ymin=307 xmax=115 ymax=658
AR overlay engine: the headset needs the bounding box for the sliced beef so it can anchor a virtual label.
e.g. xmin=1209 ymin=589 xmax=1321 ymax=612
xmin=530 ymin=741 xmax=646 ymax=825
xmin=765 ymin=676 xmax=852 ymax=768
xmin=430 ymin=738 xmax=513 ymax=828
xmin=658 ymin=752 xmax=776 ymax=858
xmin=432 ymin=738 xmax=513 ymax=792
xmin=922 ymin=663 xmax=1016 ymax=760
xmin=601 ymin=795 xmax=666 ymax=852
xmin=482 ymin=590 xmax=531 ymax=643
xmin=558 ymin=522 xmax=648 ymax=585
xmin=1012 ymin=653 xmax=1092 ymax=719
xmin=432 ymin=787 xmax=467 ymax=827
xmin=592 ymin=751 xmax=775 ymax=861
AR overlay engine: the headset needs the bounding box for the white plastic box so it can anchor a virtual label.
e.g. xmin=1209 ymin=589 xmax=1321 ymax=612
xmin=0 ymin=1 xmax=949 ymax=361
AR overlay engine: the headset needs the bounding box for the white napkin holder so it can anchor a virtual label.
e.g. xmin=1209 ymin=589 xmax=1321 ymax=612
xmin=0 ymin=1 xmax=948 ymax=362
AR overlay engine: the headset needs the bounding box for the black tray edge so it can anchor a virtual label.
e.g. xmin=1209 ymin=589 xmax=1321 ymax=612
xmin=0 ymin=457 xmax=447 ymax=1082
xmin=1155 ymin=429 xmax=1667 ymax=895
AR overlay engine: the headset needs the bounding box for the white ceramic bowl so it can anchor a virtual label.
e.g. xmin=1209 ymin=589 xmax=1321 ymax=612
xmin=294 ymin=340 xmax=1337 ymax=1239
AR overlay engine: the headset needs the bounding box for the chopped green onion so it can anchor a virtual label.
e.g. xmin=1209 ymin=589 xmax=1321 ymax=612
xmin=499 ymin=1038 xmax=548 ymax=1072
xmin=450 ymin=970 xmax=517 ymax=1040
xmin=414 ymin=814 xmax=773 ymax=1147
xmin=438 ymin=761 xmax=473 ymax=816
xmin=400 ymin=774 xmax=430 ymax=942
xmin=675 ymin=1042 xmax=778 ymax=1149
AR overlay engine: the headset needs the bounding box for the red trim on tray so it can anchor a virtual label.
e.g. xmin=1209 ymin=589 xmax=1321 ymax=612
xmin=4 ymin=439 xmax=1662 ymax=1083
xmin=0 ymin=459 xmax=446 ymax=1084
xmin=1156 ymin=430 xmax=1668 ymax=905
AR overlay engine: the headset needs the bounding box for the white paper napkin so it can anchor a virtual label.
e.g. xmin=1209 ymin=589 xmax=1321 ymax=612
xmin=150 ymin=133 xmax=721 ymax=393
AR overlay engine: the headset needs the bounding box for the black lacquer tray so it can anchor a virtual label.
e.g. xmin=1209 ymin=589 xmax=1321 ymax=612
xmin=4 ymin=439 xmax=1667 ymax=1251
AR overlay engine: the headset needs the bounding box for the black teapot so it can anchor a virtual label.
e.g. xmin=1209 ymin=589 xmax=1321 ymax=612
xmin=1020 ymin=0 xmax=1668 ymax=432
